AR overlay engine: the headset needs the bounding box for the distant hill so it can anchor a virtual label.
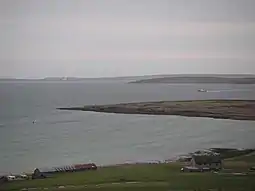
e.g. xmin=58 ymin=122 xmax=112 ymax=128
xmin=1 ymin=74 xmax=255 ymax=83
xmin=130 ymin=76 xmax=255 ymax=84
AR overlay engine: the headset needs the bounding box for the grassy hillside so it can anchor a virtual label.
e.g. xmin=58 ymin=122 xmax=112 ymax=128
xmin=1 ymin=152 xmax=255 ymax=191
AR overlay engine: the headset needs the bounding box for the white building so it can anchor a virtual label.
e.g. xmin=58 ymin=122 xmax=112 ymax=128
xmin=190 ymin=154 xmax=222 ymax=170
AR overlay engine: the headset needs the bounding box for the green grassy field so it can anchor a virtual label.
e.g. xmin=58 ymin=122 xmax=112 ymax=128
xmin=1 ymin=152 xmax=255 ymax=191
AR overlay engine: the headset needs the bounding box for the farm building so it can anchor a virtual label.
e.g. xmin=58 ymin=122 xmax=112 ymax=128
xmin=32 ymin=163 xmax=97 ymax=179
xmin=190 ymin=154 xmax=222 ymax=170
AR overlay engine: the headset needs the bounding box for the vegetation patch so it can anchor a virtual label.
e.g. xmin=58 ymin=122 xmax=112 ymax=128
xmin=1 ymin=153 xmax=255 ymax=191
xmin=59 ymin=100 xmax=255 ymax=121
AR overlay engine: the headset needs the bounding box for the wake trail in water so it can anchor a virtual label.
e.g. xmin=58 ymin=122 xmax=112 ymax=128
xmin=206 ymin=89 xmax=254 ymax=93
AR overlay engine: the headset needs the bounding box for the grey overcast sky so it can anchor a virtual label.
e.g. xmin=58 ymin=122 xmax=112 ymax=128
xmin=1 ymin=0 xmax=255 ymax=78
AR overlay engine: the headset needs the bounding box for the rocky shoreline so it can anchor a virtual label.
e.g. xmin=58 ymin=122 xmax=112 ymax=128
xmin=58 ymin=100 xmax=255 ymax=121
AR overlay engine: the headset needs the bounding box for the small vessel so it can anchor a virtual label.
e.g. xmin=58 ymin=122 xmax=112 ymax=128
xmin=198 ymin=89 xmax=208 ymax=92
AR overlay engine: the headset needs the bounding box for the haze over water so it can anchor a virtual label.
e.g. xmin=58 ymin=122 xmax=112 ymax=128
xmin=0 ymin=81 xmax=255 ymax=174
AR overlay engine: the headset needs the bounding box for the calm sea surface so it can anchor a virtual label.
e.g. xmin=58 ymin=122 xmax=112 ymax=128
xmin=0 ymin=81 xmax=255 ymax=174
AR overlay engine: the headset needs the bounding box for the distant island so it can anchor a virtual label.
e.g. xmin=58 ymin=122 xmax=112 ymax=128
xmin=130 ymin=76 xmax=255 ymax=84
xmin=58 ymin=100 xmax=255 ymax=121
xmin=1 ymin=74 xmax=255 ymax=83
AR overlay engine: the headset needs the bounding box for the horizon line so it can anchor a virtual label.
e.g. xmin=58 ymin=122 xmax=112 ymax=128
xmin=1 ymin=73 xmax=255 ymax=80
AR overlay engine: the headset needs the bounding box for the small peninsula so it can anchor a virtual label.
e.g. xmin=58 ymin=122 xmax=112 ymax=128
xmin=58 ymin=100 xmax=255 ymax=121
xmin=130 ymin=76 xmax=255 ymax=84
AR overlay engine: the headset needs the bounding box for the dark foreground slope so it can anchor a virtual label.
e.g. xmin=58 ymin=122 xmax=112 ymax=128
xmin=2 ymin=150 xmax=255 ymax=191
xmin=130 ymin=76 xmax=255 ymax=84
xmin=59 ymin=100 xmax=255 ymax=121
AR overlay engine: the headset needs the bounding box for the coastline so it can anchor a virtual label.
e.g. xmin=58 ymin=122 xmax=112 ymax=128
xmin=2 ymin=148 xmax=255 ymax=191
xmin=129 ymin=76 xmax=255 ymax=84
xmin=58 ymin=100 xmax=255 ymax=121
xmin=1 ymin=148 xmax=253 ymax=176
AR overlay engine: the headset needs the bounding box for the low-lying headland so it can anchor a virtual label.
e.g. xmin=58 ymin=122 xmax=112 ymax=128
xmin=58 ymin=100 xmax=255 ymax=121
xmin=130 ymin=76 xmax=255 ymax=84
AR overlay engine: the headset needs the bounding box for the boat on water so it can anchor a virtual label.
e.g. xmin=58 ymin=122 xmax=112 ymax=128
xmin=198 ymin=89 xmax=208 ymax=92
